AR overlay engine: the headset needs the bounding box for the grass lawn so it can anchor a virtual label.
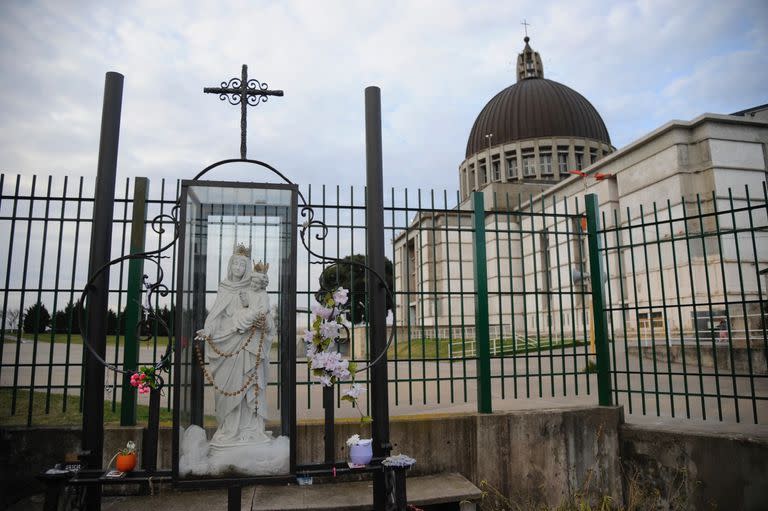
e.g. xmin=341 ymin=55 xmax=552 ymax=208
xmin=386 ymin=337 xmax=587 ymax=359
xmin=12 ymin=332 xmax=172 ymax=348
xmin=388 ymin=337 xmax=452 ymax=359
xmin=0 ymin=388 xmax=175 ymax=427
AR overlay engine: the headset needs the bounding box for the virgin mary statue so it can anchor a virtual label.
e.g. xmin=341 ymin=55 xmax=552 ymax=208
xmin=181 ymin=243 xmax=289 ymax=476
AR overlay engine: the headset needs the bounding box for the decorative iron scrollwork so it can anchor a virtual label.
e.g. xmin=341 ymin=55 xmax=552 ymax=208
xmin=78 ymin=158 xmax=395 ymax=389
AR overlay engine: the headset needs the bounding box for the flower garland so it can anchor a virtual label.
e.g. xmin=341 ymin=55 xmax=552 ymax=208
xmin=130 ymin=366 xmax=158 ymax=394
xmin=305 ymin=287 xmax=371 ymax=423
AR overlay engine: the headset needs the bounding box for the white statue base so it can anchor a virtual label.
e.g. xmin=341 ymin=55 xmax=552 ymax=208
xmin=180 ymin=424 xmax=290 ymax=476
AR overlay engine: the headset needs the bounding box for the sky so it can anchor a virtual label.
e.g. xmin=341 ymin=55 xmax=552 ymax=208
xmin=0 ymin=0 xmax=767 ymax=194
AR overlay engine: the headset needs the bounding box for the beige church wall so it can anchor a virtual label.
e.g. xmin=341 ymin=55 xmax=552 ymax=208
xmin=397 ymin=115 xmax=767 ymax=343
xmin=614 ymin=145 xmax=682 ymax=199
xmin=709 ymin=139 xmax=765 ymax=169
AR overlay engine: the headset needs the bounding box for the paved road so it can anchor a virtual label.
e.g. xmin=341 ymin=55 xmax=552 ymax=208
xmin=2 ymin=337 xmax=767 ymax=426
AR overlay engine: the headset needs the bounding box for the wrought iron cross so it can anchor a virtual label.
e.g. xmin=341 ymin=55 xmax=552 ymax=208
xmin=204 ymin=64 xmax=284 ymax=159
xmin=521 ymin=19 xmax=531 ymax=37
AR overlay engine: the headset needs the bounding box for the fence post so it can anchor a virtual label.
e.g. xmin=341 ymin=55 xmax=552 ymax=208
xmin=472 ymin=192 xmax=492 ymax=413
xmin=120 ymin=177 xmax=148 ymax=426
xmin=585 ymin=193 xmax=613 ymax=406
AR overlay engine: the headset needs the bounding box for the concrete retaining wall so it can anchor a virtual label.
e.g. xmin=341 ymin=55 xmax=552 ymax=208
xmin=628 ymin=344 xmax=768 ymax=375
xmin=1 ymin=406 xmax=622 ymax=509
xmin=620 ymin=423 xmax=768 ymax=511
xmin=5 ymin=406 xmax=767 ymax=509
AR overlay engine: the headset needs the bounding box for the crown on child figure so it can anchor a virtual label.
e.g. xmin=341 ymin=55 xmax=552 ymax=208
xmin=233 ymin=242 xmax=251 ymax=257
xmin=253 ymin=260 xmax=269 ymax=273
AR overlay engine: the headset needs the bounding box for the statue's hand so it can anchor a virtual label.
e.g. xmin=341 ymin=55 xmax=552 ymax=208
xmin=239 ymin=290 xmax=249 ymax=307
xmin=234 ymin=313 xmax=255 ymax=333
xmin=194 ymin=328 xmax=209 ymax=341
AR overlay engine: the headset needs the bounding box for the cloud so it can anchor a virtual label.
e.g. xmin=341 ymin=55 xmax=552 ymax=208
xmin=0 ymin=0 xmax=766 ymax=197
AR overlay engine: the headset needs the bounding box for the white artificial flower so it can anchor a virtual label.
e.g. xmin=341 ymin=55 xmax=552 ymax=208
xmin=346 ymin=434 xmax=361 ymax=446
xmin=333 ymin=287 xmax=349 ymax=305
xmin=343 ymin=383 xmax=365 ymax=400
xmin=319 ymin=320 xmax=341 ymax=340
xmin=311 ymin=302 xmax=333 ymax=320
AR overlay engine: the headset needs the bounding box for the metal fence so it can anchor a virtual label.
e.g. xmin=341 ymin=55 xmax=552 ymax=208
xmin=598 ymin=187 xmax=768 ymax=424
xmin=1 ymin=174 xmax=766 ymax=426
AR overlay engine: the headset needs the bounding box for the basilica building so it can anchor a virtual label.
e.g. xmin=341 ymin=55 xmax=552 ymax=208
xmin=393 ymin=37 xmax=768 ymax=347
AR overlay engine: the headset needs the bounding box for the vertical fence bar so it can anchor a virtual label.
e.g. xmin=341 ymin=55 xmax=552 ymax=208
xmin=0 ymin=176 xmax=20 ymax=393
xmin=26 ymin=176 xmax=53 ymax=425
xmin=472 ymin=192 xmax=492 ymax=413
xmin=504 ymin=193 xmax=519 ymax=399
xmin=11 ymin=175 xmax=36 ymax=416
xmin=695 ymin=194 xmax=724 ymax=421
xmin=443 ymin=190 xmax=456 ymax=403
xmin=120 ymin=177 xmax=148 ymax=426
xmin=667 ymin=199 xmax=691 ymax=418
xmin=45 ymin=176 xmax=68 ymax=415
xmin=585 ymin=193 xmax=612 ymax=406
xmin=63 ymin=177 xmax=85 ymax=413
xmin=726 ymin=188 xmax=754 ymax=423
xmin=613 ymin=209 xmax=632 ymax=413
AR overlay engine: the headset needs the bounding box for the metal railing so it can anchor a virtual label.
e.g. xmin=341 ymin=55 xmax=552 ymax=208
xmin=597 ymin=186 xmax=768 ymax=424
xmin=1 ymin=174 xmax=766 ymax=426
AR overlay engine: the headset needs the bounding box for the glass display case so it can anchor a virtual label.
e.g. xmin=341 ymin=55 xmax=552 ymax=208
xmin=173 ymin=180 xmax=297 ymax=483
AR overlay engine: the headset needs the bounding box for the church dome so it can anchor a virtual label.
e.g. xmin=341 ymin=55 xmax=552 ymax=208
xmin=465 ymin=77 xmax=611 ymax=158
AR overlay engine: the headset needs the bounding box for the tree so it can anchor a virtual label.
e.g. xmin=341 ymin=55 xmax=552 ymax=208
xmin=106 ymin=309 xmax=118 ymax=335
xmin=23 ymin=301 xmax=51 ymax=334
xmin=3 ymin=308 xmax=20 ymax=332
xmin=52 ymin=301 xmax=81 ymax=334
xmin=317 ymin=254 xmax=393 ymax=324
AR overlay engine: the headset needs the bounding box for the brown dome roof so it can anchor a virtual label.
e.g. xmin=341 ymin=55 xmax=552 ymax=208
xmin=465 ymin=78 xmax=611 ymax=158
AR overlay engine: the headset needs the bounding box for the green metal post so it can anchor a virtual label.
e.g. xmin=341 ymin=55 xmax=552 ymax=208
xmin=585 ymin=193 xmax=612 ymax=406
xmin=120 ymin=177 xmax=149 ymax=426
xmin=472 ymin=192 xmax=492 ymax=413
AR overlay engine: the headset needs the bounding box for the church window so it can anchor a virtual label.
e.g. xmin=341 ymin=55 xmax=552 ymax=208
xmin=522 ymin=149 xmax=535 ymax=177
xmin=470 ymin=166 xmax=476 ymax=189
xmin=407 ymin=239 xmax=416 ymax=294
xmin=589 ymin=147 xmax=599 ymax=164
xmin=540 ymin=147 xmax=553 ymax=175
xmin=480 ymin=164 xmax=488 ymax=185
xmin=492 ymin=160 xmax=500 ymax=181
xmin=574 ymin=146 xmax=585 ymax=170
xmin=557 ymin=146 xmax=569 ymax=175
xmin=507 ymin=156 xmax=518 ymax=179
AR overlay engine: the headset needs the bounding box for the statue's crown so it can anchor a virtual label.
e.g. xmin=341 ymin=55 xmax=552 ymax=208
xmin=233 ymin=242 xmax=251 ymax=257
xmin=253 ymin=260 xmax=270 ymax=273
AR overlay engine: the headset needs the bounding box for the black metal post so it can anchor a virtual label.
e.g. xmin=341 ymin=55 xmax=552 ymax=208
xmin=365 ymin=86 xmax=392 ymax=510
xmin=190 ymin=223 xmax=208 ymax=426
xmin=323 ymin=386 xmax=335 ymax=463
xmin=142 ymin=387 xmax=161 ymax=471
xmin=82 ymin=71 xmax=123 ymax=511
xmin=227 ymin=486 xmax=241 ymax=511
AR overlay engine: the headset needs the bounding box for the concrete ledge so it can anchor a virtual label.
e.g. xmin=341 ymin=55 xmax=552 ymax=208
xmin=10 ymin=473 xmax=481 ymax=511
xmin=628 ymin=344 xmax=768 ymax=375
xmin=620 ymin=421 xmax=768 ymax=510
xmin=2 ymin=406 xmax=623 ymax=509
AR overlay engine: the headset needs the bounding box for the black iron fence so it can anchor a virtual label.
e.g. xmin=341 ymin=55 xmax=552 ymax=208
xmin=1 ymin=174 xmax=765 ymax=426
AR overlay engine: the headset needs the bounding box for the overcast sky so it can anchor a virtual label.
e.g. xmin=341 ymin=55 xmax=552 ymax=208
xmin=1 ymin=0 xmax=766 ymax=194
